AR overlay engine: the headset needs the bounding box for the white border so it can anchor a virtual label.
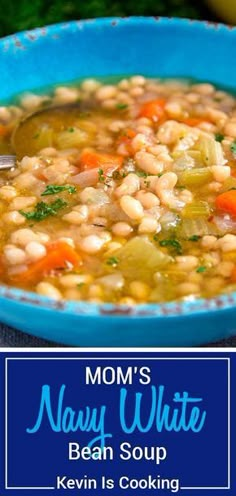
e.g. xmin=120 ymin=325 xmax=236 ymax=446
xmin=4 ymin=355 xmax=231 ymax=491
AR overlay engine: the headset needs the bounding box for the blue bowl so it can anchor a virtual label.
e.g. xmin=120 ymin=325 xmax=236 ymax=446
xmin=1 ymin=16 xmax=236 ymax=346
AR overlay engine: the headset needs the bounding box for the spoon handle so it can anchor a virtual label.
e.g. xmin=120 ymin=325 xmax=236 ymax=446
xmin=0 ymin=155 xmax=16 ymax=170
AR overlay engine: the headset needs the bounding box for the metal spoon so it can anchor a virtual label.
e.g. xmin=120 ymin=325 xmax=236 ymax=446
xmin=0 ymin=102 xmax=92 ymax=171
xmin=0 ymin=155 xmax=17 ymax=170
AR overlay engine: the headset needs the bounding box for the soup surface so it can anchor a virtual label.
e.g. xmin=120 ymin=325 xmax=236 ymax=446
xmin=1 ymin=76 xmax=236 ymax=304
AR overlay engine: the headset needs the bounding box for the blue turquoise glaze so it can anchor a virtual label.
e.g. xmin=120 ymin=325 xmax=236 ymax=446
xmin=1 ymin=17 xmax=236 ymax=346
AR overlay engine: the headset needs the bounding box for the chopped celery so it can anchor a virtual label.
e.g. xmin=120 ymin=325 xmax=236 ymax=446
xmin=149 ymin=284 xmax=176 ymax=303
xmin=173 ymin=150 xmax=203 ymax=170
xmin=198 ymin=135 xmax=226 ymax=166
xmin=220 ymin=177 xmax=236 ymax=192
xmin=179 ymin=167 xmax=212 ymax=186
xmin=33 ymin=125 xmax=54 ymax=150
xmin=113 ymin=237 xmax=172 ymax=282
xmin=177 ymin=218 xmax=220 ymax=238
xmin=188 ymin=150 xmax=204 ymax=163
xmin=56 ymin=127 xmax=89 ymax=149
xmin=161 ymin=267 xmax=187 ymax=281
xmin=173 ymin=150 xmax=202 ymax=161
xmin=149 ymin=271 xmax=182 ymax=301
xmin=182 ymin=201 xmax=211 ymax=219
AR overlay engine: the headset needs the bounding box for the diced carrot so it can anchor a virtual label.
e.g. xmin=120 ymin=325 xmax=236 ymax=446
xmin=180 ymin=117 xmax=205 ymax=127
xmin=231 ymin=266 xmax=236 ymax=282
xmin=216 ymin=190 xmax=236 ymax=215
xmin=139 ymin=99 xmax=166 ymax=122
xmin=0 ymin=124 xmax=10 ymax=137
xmin=79 ymin=150 xmax=123 ymax=171
xmin=118 ymin=128 xmax=136 ymax=142
xmin=13 ymin=241 xmax=82 ymax=283
xmin=117 ymin=128 xmax=137 ymax=155
xmin=0 ymin=257 xmax=4 ymax=277
xmin=34 ymin=169 xmax=47 ymax=181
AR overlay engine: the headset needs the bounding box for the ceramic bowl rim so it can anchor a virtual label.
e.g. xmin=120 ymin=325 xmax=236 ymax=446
xmin=1 ymin=15 xmax=236 ymax=318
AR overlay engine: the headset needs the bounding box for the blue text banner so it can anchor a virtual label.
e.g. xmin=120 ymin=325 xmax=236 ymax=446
xmin=0 ymin=350 xmax=235 ymax=495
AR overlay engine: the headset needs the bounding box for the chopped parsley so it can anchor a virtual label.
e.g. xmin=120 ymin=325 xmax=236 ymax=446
xmin=98 ymin=168 xmax=105 ymax=183
xmin=20 ymin=198 xmax=67 ymax=222
xmin=136 ymin=170 xmax=162 ymax=179
xmin=116 ymin=103 xmax=128 ymax=110
xmin=67 ymin=127 xmax=75 ymax=132
xmin=136 ymin=171 xmax=148 ymax=178
xmin=231 ymin=140 xmax=236 ymax=156
xmin=41 ymin=184 xmax=76 ymax=196
xmin=33 ymin=132 xmax=40 ymax=139
xmin=112 ymin=170 xmax=124 ymax=180
xmin=106 ymin=256 xmax=119 ymax=266
xmin=77 ymin=282 xmax=85 ymax=288
xmin=188 ymin=235 xmax=201 ymax=242
xmin=159 ymin=238 xmax=183 ymax=255
xmin=196 ymin=265 xmax=207 ymax=273
xmin=215 ymin=133 xmax=224 ymax=143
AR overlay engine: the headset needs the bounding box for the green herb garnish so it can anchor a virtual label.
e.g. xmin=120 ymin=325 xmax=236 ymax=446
xmin=116 ymin=103 xmax=128 ymax=110
xmin=67 ymin=127 xmax=75 ymax=132
xmin=41 ymin=184 xmax=76 ymax=196
xmin=20 ymin=198 xmax=67 ymax=222
xmin=188 ymin=235 xmax=201 ymax=242
xmin=136 ymin=171 xmax=148 ymax=178
xmin=112 ymin=170 xmax=123 ymax=180
xmin=196 ymin=265 xmax=207 ymax=273
xmin=231 ymin=140 xmax=236 ymax=156
xmin=215 ymin=133 xmax=224 ymax=143
xmin=33 ymin=132 xmax=40 ymax=139
xmin=77 ymin=282 xmax=85 ymax=288
xmin=159 ymin=238 xmax=183 ymax=255
xmin=136 ymin=170 xmax=162 ymax=179
xmin=106 ymin=256 xmax=119 ymax=266
xmin=98 ymin=168 xmax=105 ymax=182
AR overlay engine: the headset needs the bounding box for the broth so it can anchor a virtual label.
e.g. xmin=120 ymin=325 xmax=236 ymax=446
xmin=0 ymin=76 xmax=236 ymax=304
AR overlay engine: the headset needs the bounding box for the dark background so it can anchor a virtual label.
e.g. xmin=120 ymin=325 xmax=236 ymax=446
xmin=0 ymin=0 xmax=215 ymax=38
